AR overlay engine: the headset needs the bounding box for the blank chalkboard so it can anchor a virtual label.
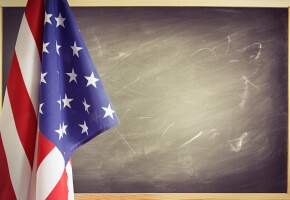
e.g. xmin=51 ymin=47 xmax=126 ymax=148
xmin=3 ymin=7 xmax=288 ymax=193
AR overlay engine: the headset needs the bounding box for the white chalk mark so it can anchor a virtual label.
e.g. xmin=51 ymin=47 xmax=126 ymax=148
xmin=208 ymin=128 xmax=217 ymax=133
xmin=243 ymin=43 xmax=262 ymax=60
xmin=239 ymin=76 xmax=258 ymax=108
xmin=208 ymin=129 xmax=219 ymax=140
xmin=210 ymin=132 xmax=219 ymax=139
xmin=188 ymin=47 xmax=218 ymax=62
xmin=161 ymin=122 xmax=175 ymax=136
xmin=239 ymin=78 xmax=249 ymax=108
xmin=108 ymin=43 xmax=149 ymax=72
xmin=117 ymin=51 xmax=133 ymax=60
xmin=229 ymin=60 xmax=240 ymax=63
xmin=242 ymin=75 xmax=258 ymax=88
xmin=254 ymin=43 xmax=262 ymax=59
xmin=117 ymin=132 xmax=136 ymax=154
xmin=226 ymin=36 xmax=230 ymax=53
xmin=159 ymin=120 xmax=167 ymax=130
xmin=189 ymin=63 xmax=206 ymax=70
xmin=228 ymin=132 xmax=248 ymax=152
xmin=140 ymin=116 xmax=151 ymax=119
xmin=122 ymin=77 xmax=141 ymax=90
xmin=121 ymin=109 xmax=131 ymax=117
xmin=257 ymin=137 xmax=269 ymax=154
xmin=113 ymin=76 xmax=147 ymax=96
xmin=178 ymin=131 xmax=203 ymax=149
xmin=250 ymin=68 xmax=259 ymax=76
xmin=106 ymin=141 xmax=115 ymax=151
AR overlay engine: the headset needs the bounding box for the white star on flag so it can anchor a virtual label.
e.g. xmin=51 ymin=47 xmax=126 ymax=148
xmin=56 ymin=41 xmax=61 ymax=55
xmin=62 ymin=94 xmax=73 ymax=108
xmin=62 ymin=122 xmax=68 ymax=135
xmin=55 ymin=124 xmax=64 ymax=140
xmin=102 ymin=104 xmax=115 ymax=119
xmin=79 ymin=121 xmax=89 ymax=135
xmin=44 ymin=11 xmax=52 ymax=25
xmin=43 ymin=42 xmax=50 ymax=53
xmin=55 ymin=123 xmax=68 ymax=140
xmin=40 ymin=72 xmax=48 ymax=84
xmin=85 ymin=72 xmax=99 ymax=88
xmin=71 ymin=41 xmax=83 ymax=57
xmin=57 ymin=96 xmax=62 ymax=110
xmin=82 ymin=99 xmax=90 ymax=114
xmin=55 ymin=12 xmax=66 ymax=28
xmin=66 ymin=68 xmax=77 ymax=83
xmin=39 ymin=103 xmax=44 ymax=114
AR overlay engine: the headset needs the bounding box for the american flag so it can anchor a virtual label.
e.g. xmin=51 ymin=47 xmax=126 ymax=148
xmin=0 ymin=0 xmax=119 ymax=199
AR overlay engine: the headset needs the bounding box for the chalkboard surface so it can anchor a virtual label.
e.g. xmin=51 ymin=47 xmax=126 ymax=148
xmin=3 ymin=7 xmax=288 ymax=193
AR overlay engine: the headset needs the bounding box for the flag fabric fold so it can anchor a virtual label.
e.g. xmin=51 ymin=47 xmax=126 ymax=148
xmin=0 ymin=0 xmax=119 ymax=199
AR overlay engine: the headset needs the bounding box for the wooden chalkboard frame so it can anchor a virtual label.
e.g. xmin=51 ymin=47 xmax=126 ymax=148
xmin=0 ymin=1 xmax=289 ymax=199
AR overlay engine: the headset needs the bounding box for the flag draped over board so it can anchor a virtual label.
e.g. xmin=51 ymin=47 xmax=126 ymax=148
xmin=0 ymin=0 xmax=119 ymax=199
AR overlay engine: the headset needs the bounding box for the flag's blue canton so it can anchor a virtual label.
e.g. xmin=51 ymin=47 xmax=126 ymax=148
xmin=40 ymin=0 xmax=119 ymax=164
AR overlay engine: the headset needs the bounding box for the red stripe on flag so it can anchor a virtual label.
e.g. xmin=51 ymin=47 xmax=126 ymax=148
xmin=0 ymin=134 xmax=17 ymax=200
xmin=46 ymin=169 xmax=69 ymax=200
xmin=37 ymin=132 xmax=55 ymax=168
xmin=7 ymin=53 xmax=38 ymax=168
xmin=24 ymin=0 xmax=44 ymax=57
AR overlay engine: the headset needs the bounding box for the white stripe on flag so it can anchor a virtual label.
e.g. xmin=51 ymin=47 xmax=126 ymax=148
xmin=15 ymin=14 xmax=41 ymax=115
xmin=27 ymin=130 xmax=39 ymax=200
xmin=66 ymin=161 xmax=75 ymax=200
xmin=0 ymin=94 xmax=31 ymax=200
xmin=36 ymin=147 xmax=65 ymax=200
